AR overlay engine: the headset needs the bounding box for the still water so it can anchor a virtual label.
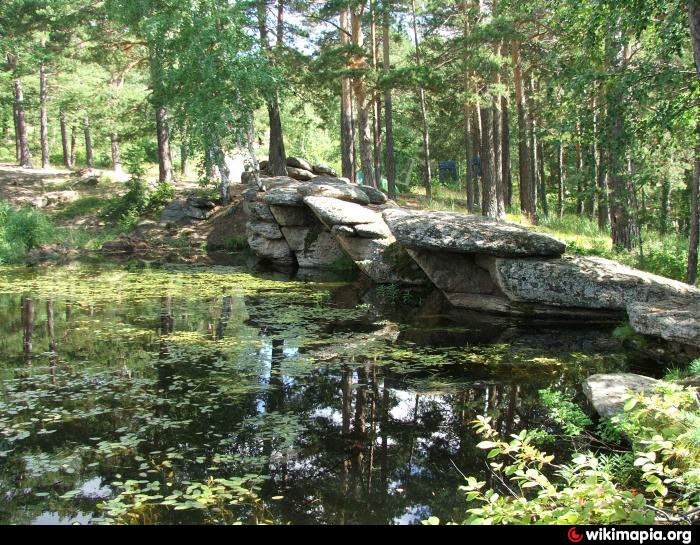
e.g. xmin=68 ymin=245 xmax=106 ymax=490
xmin=0 ymin=263 xmax=651 ymax=524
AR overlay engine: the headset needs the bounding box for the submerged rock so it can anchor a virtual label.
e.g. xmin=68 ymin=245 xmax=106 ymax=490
xmin=383 ymin=208 xmax=566 ymax=257
xmin=582 ymin=373 xmax=660 ymax=418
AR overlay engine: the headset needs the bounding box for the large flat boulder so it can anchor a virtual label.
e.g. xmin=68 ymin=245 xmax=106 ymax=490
xmin=627 ymin=298 xmax=700 ymax=348
xmin=582 ymin=373 xmax=660 ymax=418
xmin=490 ymin=255 xmax=700 ymax=310
xmin=383 ymin=208 xmax=566 ymax=257
xmin=297 ymin=179 xmax=370 ymax=205
xmin=304 ymin=196 xmax=381 ymax=227
xmin=263 ymin=186 xmax=305 ymax=207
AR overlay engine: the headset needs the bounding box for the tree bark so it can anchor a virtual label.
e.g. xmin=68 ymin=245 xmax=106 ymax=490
xmin=480 ymin=104 xmax=498 ymax=218
xmin=471 ymin=106 xmax=482 ymax=207
xmin=14 ymin=78 xmax=32 ymax=168
xmin=511 ymin=41 xmax=535 ymax=222
xmin=557 ymin=141 xmax=565 ymax=218
xmin=111 ymin=132 xmax=122 ymax=173
xmin=351 ymin=6 xmax=376 ymax=189
xmin=689 ymin=0 xmax=700 ymax=80
xmin=686 ymin=0 xmax=700 ymax=283
xmin=84 ymin=116 xmax=94 ymax=169
xmin=70 ymin=126 xmax=77 ymax=167
xmin=155 ymin=106 xmax=174 ymax=182
xmin=340 ymin=8 xmax=356 ymax=183
xmin=60 ymin=110 xmax=70 ymax=168
xmin=411 ymin=0 xmax=431 ymax=198
xmin=39 ymin=64 xmax=50 ymax=169
xmin=180 ymin=142 xmax=188 ymax=176
xmin=492 ymin=42 xmax=505 ymax=219
xmin=688 ymin=142 xmax=699 ymax=285
xmin=370 ymin=0 xmax=382 ymax=185
xmin=258 ymin=0 xmax=288 ymax=177
xmin=382 ymin=4 xmax=396 ymax=199
xmin=502 ymin=95 xmax=512 ymax=210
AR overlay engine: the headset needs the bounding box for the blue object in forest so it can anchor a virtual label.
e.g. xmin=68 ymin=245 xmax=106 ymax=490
xmin=438 ymin=161 xmax=458 ymax=184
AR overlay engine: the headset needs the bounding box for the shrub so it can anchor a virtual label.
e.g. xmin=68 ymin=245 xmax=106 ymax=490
xmin=0 ymin=202 xmax=56 ymax=263
xmin=433 ymin=384 xmax=700 ymax=525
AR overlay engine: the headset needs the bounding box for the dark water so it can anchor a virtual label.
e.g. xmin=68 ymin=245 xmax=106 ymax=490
xmin=0 ymin=263 xmax=651 ymax=525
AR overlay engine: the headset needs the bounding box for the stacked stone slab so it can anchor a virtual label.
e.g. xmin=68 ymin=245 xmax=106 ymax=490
xmin=259 ymin=156 xmax=339 ymax=181
xmin=383 ymin=208 xmax=700 ymax=324
xmin=245 ymin=176 xmax=426 ymax=284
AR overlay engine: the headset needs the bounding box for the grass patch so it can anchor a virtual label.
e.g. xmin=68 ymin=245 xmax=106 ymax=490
xmin=52 ymin=196 xmax=104 ymax=220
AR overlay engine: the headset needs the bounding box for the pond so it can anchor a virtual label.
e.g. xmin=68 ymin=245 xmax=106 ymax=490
xmin=0 ymin=263 xmax=656 ymax=525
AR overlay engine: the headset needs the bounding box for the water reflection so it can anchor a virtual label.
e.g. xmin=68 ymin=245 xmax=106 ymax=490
xmin=0 ymin=264 xmax=652 ymax=525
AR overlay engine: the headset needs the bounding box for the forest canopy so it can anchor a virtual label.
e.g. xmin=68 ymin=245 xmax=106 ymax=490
xmin=1 ymin=0 xmax=699 ymax=281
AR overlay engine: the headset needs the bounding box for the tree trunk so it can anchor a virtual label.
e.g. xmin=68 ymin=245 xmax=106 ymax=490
xmin=257 ymin=0 xmax=287 ymax=177
xmin=60 ymin=110 xmax=70 ymax=168
xmin=502 ymin=95 xmax=512 ymax=210
xmin=382 ymin=4 xmax=396 ymax=199
xmin=180 ymin=142 xmax=188 ymax=176
xmin=688 ymin=142 xmax=699 ymax=285
xmin=84 ymin=116 xmax=94 ymax=169
xmin=471 ymin=106 xmax=482 ymax=207
xmin=111 ymin=132 xmax=122 ymax=173
xmin=411 ymin=0 xmax=431 ymax=198
xmin=13 ymin=102 xmax=20 ymax=161
xmin=39 ymin=64 xmax=50 ymax=169
xmin=530 ymin=76 xmax=546 ymax=218
xmin=557 ymin=141 xmax=565 ymax=218
xmin=14 ymin=78 xmax=31 ymax=168
xmin=351 ymin=7 xmax=376 ymax=189
xmin=689 ymin=0 xmax=700 ymax=80
xmin=340 ymin=8 xmax=356 ymax=183
xmin=492 ymin=42 xmax=505 ymax=219
xmin=266 ymin=98 xmax=287 ymax=176
xmin=511 ymin=41 xmax=535 ymax=222
xmin=480 ymin=105 xmax=498 ymax=218
xmin=370 ymin=0 xmax=382 ymax=185
xmin=686 ymin=0 xmax=700 ymax=283
xmin=660 ymin=179 xmax=671 ymax=234
xmin=594 ymin=88 xmax=609 ymax=229
xmin=70 ymin=126 xmax=77 ymax=167
xmin=465 ymin=105 xmax=475 ymax=212
xmin=609 ymin=42 xmax=633 ymax=250
xmin=155 ymin=106 xmax=174 ymax=182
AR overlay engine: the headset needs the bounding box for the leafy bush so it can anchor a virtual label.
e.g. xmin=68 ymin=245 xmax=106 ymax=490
xmin=0 ymin=201 xmax=56 ymax=263
xmin=539 ymin=388 xmax=593 ymax=437
xmin=99 ymin=144 xmax=175 ymax=229
xmin=434 ymin=384 xmax=700 ymax=525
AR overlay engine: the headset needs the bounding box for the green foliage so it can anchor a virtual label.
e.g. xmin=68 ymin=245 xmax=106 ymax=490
xmin=438 ymin=384 xmax=700 ymax=525
xmin=222 ymin=235 xmax=250 ymax=253
xmin=0 ymin=201 xmax=55 ymax=263
xmin=100 ymin=178 xmax=174 ymax=230
xmin=538 ymin=388 xmax=593 ymax=437
xmin=97 ymin=474 xmax=269 ymax=524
